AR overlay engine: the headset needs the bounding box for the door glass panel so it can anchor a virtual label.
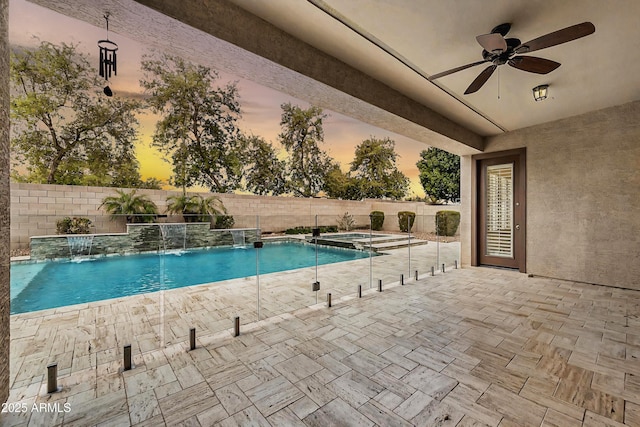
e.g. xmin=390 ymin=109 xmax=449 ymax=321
xmin=486 ymin=163 xmax=513 ymax=258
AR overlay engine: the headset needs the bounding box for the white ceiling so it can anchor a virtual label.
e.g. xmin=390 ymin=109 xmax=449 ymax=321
xmin=227 ymin=0 xmax=640 ymax=136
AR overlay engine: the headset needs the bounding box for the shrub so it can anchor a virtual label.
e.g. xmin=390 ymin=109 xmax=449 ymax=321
xmin=397 ymin=211 xmax=416 ymax=232
xmin=436 ymin=210 xmax=461 ymax=236
xmin=56 ymin=217 xmax=92 ymax=235
xmin=285 ymin=226 xmax=307 ymax=235
xmin=214 ymin=215 xmax=235 ymax=229
xmin=370 ymin=211 xmax=384 ymax=231
xmin=337 ymin=212 xmax=356 ymax=231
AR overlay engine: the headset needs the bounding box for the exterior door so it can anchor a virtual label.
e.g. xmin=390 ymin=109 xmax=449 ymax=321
xmin=477 ymin=150 xmax=526 ymax=271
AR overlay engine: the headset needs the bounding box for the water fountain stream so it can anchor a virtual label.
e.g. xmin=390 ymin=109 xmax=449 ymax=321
xmin=67 ymin=235 xmax=94 ymax=259
xmin=159 ymin=224 xmax=187 ymax=252
xmin=230 ymin=229 xmax=246 ymax=248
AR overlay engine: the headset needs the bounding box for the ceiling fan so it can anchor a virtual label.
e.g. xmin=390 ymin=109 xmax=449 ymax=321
xmin=429 ymin=22 xmax=595 ymax=94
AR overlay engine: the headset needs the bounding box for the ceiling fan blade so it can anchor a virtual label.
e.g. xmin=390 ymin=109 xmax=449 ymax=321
xmin=464 ymin=65 xmax=497 ymax=94
xmin=515 ymin=22 xmax=595 ymax=54
xmin=508 ymin=56 xmax=561 ymax=74
xmin=429 ymin=60 xmax=488 ymax=80
xmin=476 ymin=33 xmax=507 ymax=53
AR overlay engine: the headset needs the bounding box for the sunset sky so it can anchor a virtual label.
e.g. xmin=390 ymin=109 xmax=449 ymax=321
xmin=9 ymin=0 xmax=430 ymax=197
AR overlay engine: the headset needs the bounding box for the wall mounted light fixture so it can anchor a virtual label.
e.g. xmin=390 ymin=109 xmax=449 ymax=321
xmin=533 ymin=84 xmax=549 ymax=101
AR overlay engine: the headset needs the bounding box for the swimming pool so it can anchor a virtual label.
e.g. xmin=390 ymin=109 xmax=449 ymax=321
xmin=10 ymin=241 xmax=373 ymax=314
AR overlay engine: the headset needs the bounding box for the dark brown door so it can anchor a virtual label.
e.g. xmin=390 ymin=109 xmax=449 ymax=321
xmin=477 ymin=151 xmax=526 ymax=271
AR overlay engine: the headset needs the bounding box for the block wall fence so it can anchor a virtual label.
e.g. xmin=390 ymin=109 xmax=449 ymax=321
xmin=9 ymin=183 xmax=458 ymax=251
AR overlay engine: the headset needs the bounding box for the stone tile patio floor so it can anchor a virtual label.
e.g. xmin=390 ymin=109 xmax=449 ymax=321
xmin=3 ymin=246 xmax=640 ymax=425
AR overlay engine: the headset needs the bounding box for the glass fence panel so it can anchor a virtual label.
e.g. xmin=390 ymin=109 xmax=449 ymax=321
xmin=311 ymin=213 xmax=375 ymax=303
xmin=257 ymin=214 xmax=318 ymax=320
xmin=8 ymin=206 xmax=462 ymax=388
xmin=9 ymin=213 xmax=170 ymax=385
xmin=434 ymin=211 xmax=461 ymax=271
xmin=159 ymin=214 xmax=259 ymax=348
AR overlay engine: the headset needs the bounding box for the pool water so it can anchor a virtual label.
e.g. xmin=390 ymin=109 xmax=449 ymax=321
xmin=10 ymin=241 xmax=373 ymax=314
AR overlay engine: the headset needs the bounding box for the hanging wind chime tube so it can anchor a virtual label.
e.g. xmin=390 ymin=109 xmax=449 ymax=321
xmin=98 ymin=13 xmax=118 ymax=96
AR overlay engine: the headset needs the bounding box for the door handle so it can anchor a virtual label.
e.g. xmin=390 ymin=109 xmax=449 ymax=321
xmin=515 ymin=224 xmax=520 ymax=230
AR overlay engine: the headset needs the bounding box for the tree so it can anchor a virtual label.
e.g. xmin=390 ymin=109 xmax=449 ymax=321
xmin=278 ymin=103 xmax=333 ymax=197
xmin=139 ymin=177 xmax=165 ymax=190
xmin=140 ymin=54 xmax=243 ymax=193
xmin=100 ymin=189 xmax=158 ymax=223
xmin=10 ymin=41 xmax=142 ymax=185
xmin=349 ymin=137 xmax=409 ymax=200
xmin=323 ymin=162 xmax=357 ymax=200
xmin=416 ymin=147 xmax=460 ymax=204
xmin=241 ymin=134 xmax=288 ymax=196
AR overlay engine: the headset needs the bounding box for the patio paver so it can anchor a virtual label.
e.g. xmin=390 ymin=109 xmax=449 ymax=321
xmin=3 ymin=247 xmax=640 ymax=426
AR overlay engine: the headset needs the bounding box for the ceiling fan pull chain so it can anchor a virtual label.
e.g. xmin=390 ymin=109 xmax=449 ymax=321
xmin=497 ymin=67 xmax=501 ymax=100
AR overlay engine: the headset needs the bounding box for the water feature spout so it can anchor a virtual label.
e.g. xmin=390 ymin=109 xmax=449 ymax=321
xmin=230 ymin=229 xmax=246 ymax=248
xmin=159 ymin=224 xmax=187 ymax=252
xmin=67 ymin=235 xmax=94 ymax=259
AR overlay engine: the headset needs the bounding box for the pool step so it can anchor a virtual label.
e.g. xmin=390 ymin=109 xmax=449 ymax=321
xmin=304 ymin=233 xmax=427 ymax=252
xmin=356 ymin=237 xmax=429 ymax=252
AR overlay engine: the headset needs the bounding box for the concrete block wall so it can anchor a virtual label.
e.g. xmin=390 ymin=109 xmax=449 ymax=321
xmin=10 ymin=183 xmax=459 ymax=251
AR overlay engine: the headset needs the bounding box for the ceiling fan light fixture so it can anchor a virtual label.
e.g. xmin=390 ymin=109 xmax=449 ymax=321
xmin=533 ymin=84 xmax=549 ymax=101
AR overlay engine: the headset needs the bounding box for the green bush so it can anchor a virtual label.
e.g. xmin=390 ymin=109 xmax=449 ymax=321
xmin=370 ymin=211 xmax=384 ymax=231
xmin=284 ymin=225 xmax=338 ymax=235
xmin=397 ymin=211 xmax=416 ymax=232
xmin=214 ymin=215 xmax=235 ymax=229
xmin=285 ymin=226 xmax=308 ymax=235
xmin=56 ymin=217 xmax=93 ymax=235
xmin=436 ymin=210 xmax=460 ymax=236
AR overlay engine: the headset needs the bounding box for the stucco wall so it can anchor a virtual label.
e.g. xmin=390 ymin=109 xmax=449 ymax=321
xmin=10 ymin=183 xmax=458 ymax=250
xmin=1 ymin=0 xmax=9 ymax=404
xmin=475 ymin=101 xmax=640 ymax=289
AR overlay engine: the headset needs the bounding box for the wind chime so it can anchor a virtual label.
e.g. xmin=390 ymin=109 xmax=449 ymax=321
xmin=98 ymin=13 xmax=118 ymax=96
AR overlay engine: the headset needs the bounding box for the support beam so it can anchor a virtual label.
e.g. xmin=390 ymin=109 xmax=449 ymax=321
xmin=127 ymin=0 xmax=483 ymax=153
xmin=0 ymin=0 xmax=10 ymax=404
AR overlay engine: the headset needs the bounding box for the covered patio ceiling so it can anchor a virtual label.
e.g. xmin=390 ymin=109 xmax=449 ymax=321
xmin=24 ymin=0 xmax=640 ymax=156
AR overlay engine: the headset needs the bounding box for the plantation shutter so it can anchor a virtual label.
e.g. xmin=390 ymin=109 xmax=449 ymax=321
xmin=485 ymin=163 xmax=513 ymax=258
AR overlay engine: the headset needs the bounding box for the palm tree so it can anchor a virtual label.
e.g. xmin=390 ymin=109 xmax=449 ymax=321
xmin=166 ymin=194 xmax=199 ymax=222
xmin=166 ymin=194 xmax=226 ymax=223
xmin=100 ymin=189 xmax=159 ymax=223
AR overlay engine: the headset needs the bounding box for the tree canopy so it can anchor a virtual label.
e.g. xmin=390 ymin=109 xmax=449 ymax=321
xmin=278 ymin=103 xmax=333 ymax=197
xmin=416 ymin=147 xmax=460 ymax=204
xmin=140 ymin=53 xmax=243 ymax=193
xmin=10 ymin=41 xmax=142 ymax=186
xmin=241 ymin=134 xmax=288 ymax=196
xmin=349 ymin=137 xmax=409 ymax=200
xmin=324 ymin=137 xmax=408 ymax=200
xmin=10 ymin=43 xmax=422 ymax=200
xmin=323 ymin=162 xmax=356 ymax=200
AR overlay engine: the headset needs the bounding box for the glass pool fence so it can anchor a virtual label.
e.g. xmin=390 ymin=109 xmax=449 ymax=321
xmin=10 ymin=212 xmax=460 ymax=359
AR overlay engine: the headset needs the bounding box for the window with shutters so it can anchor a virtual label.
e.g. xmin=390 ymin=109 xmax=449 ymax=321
xmin=485 ymin=163 xmax=513 ymax=258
